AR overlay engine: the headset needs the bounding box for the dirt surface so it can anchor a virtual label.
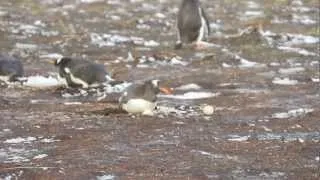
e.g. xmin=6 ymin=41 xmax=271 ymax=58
xmin=0 ymin=0 xmax=319 ymax=179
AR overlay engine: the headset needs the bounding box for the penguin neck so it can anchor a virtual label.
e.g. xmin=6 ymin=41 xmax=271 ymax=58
xmin=143 ymin=83 xmax=159 ymax=102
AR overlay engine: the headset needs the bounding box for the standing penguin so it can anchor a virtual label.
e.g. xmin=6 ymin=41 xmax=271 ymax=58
xmin=175 ymin=0 xmax=210 ymax=49
xmin=0 ymin=54 xmax=24 ymax=82
xmin=51 ymin=57 xmax=110 ymax=88
xmin=119 ymin=80 xmax=172 ymax=115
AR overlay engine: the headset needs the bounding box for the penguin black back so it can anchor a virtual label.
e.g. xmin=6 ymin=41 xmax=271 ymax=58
xmin=0 ymin=54 xmax=24 ymax=81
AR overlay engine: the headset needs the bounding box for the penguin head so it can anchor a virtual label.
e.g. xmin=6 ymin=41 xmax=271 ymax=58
xmin=54 ymin=57 xmax=72 ymax=67
xmin=146 ymin=79 xmax=172 ymax=95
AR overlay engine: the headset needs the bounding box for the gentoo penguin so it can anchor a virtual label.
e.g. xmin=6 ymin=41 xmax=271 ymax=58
xmin=0 ymin=54 xmax=24 ymax=82
xmin=119 ymin=80 xmax=172 ymax=115
xmin=51 ymin=57 xmax=109 ymax=88
xmin=175 ymin=0 xmax=210 ymax=49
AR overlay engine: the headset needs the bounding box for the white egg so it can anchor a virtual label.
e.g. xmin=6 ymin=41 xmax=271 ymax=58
xmin=201 ymin=105 xmax=214 ymax=115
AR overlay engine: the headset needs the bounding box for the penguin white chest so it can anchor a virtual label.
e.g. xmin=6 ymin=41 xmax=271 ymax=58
xmin=122 ymin=99 xmax=156 ymax=114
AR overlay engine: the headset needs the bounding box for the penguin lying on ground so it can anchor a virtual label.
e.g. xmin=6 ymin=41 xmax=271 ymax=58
xmin=0 ymin=54 xmax=24 ymax=82
xmin=175 ymin=0 xmax=210 ymax=49
xmin=119 ymin=80 xmax=172 ymax=115
xmin=51 ymin=57 xmax=111 ymax=88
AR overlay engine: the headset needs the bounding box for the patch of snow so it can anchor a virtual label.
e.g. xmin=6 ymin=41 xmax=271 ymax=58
xmin=278 ymin=67 xmax=305 ymax=74
xmin=175 ymin=84 xmax=202 ymax=90
xmin=159 ymin=92 xmax=220 ymax=100
xmin=96 ymin=175 xmax=115 ymax=180
xmin=40 ymin=138 xmax=60 ymax=143
xmin=144 ymin=40 xmax=160 ymax=47
xmin=247 ymin=1 xmax=260 ymax=9
xmin=80 ymin=0 xmax=104 ymax=3
xmin=24 ymin=75 xmax=64 ymax=88
xmin=239 ymin=58 xmax=265 ymax=68
xmin=272 ymin=108 xmax=314 ymax=119
xmin=278 ymin=46 xmax=317 ymax=56
xmin=284 ymin=33 xmax=319 ymax=46
xmin=103 ymin=82 xmax=132 ymax=93
xmin=33 ymin=154 xmax=48 ymax=159
xmin=227 ymin=135 xmax=249 ymax=142
xmin=210 ymin=22 xmax=222 ymax=30
xmin=40 ymin=53 xmax=63 ymax=59
xmin=191 ymin=150 xmax=240 ymax=161
xmin=4 ymin=137 xmax=36 ymax=144
xmin=244 ymin=11 xmax=264 ymax=16
xmin=5 ymin=155 xmax=30 ymax=163
xmin=15 ymin=43 xmax=38 ymax=50
xmin=169 ymin=57 xmax=188 ymax=66
xmin=272 ymin=77 xmax=298 ymax=85
xmin=155 ymin=12 xmax=166 ymax=19
xmin=292 ymin=0 xmax=303 ymax=6
xmin=222 ymin=63 xmax=232 ymax=68
xmin=0 ymin=10 xmax=8 ymax=17
xmin=311 ymin=78 xmax=319 ymax=82
xmin=64 ymin=102 xmax=82 ymax=105
xmin=292 ymin=14 xmax=317 ymax=25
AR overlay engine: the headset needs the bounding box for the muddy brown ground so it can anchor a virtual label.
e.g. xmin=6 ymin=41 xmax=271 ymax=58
xmin=0 ymin=0 xmax=319 ymax=179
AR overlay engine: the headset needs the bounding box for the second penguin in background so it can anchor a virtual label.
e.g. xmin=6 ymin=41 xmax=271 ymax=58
xmin=175 ymin=0 xmax=210 ymax=49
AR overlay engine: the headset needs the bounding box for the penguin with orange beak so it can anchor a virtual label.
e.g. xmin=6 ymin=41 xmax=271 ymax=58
xmin=119 ymin=80 xmax=172 ymax=115
xmin=175 ymin=0 xmax=210 ymax=49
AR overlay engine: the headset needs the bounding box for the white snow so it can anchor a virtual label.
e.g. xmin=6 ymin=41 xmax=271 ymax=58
xmin=40 ymin=53 xmax=63 ymax=59
xmin=244 ymin=11 xmax=264 ymax=16
xmin=292 ymin=14 xmax=317 ymax=25
xmin=64 ymin=102 xmax=82 ymax=105
xmin=24 ymin=75 xmax=64 ymax=88
xmin=103 ymin=82 xmax=132 ymax=93
xmin=272 ymin=108 xmax=314 ymax=119
xmin=33 ymin=154 xmax=48 ymax=159
xmin=40 ymin=138 xmax=60 ymax=143
xmin=227 ymin=135 xmax=250 ymax=142
xmin=169 ymin=57 xmax=188 ymax=66
xmin=4 ymin=137 xmax=36 ymax=144
xmin=15 ymin=43 xmax=38 ymax=50
xmin=144 ymin=40 xmax=160 ymax=47
xmin=278 ymin=46 xmax=317 ymax=56
xmin=278 ymin=67 xmax=305 ymax=74
xmin=159 ymin=92 xmax=220 ymax=100
xmin=239 ymin=58 xmax=265 ymax=68
xmin=96 ymin=175 xmax=115 ymax=180
xmin=311 ymin=78 xmax=319 ymax=82
xmin=284 ymin=33 xmax=319 ymax=46
xmin=80 ymin=0 xmax=104 ymax=3
xmin=247 ymin=1 xmax=260 ymax=9
xmin=175 ymin=84 xmax=202 ymax=91
xmin=272 ymin=77 xmax=298 ymax=85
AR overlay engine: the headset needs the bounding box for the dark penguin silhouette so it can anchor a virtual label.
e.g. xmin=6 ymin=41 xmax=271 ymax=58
xmin=175 ymin=0 xmax=210 ymax=49
xmin=52 ymin=57 xmax=109 ymax=88
xmin=119 ymin=80 xmax=172 ymax=115
xmin=0 ymin=54 xmax=24 ymax=82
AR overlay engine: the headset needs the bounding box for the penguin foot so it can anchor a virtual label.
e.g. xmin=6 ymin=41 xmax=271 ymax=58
xmin=194 ymin=41 xmax=210 ymax=50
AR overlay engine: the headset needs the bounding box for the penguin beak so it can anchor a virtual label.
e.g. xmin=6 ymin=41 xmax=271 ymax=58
xmin=159 ymin=87 xmax=173 ymax=94
xmin=45 ymin=59 xmax=56 ymax=64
